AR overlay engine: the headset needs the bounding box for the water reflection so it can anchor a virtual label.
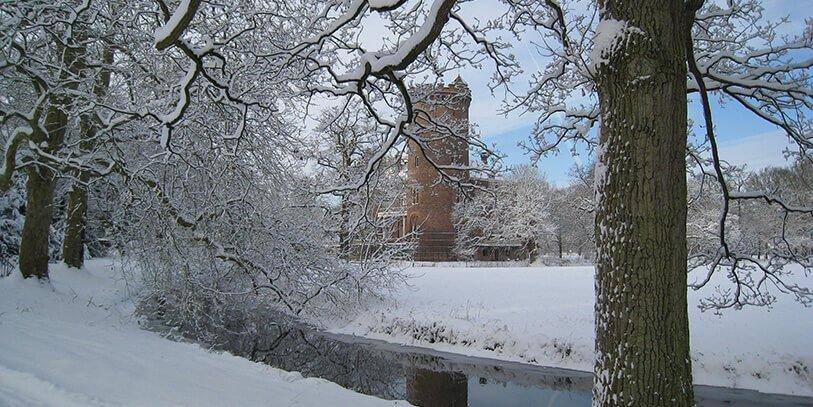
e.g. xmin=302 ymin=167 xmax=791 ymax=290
xmin=201 ymin=325 xmax=811 ymax=406
xmin=408 ymin=369 xmax=467 ymax=407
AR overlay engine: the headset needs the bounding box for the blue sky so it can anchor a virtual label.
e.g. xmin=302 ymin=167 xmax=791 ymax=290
xmin=358 ymin=0 xmax=810 ymax=185
xmin=480 ymin=98 xmax=798 ymax=186
xmin=453 ymin=0 xmax=811 ymax=185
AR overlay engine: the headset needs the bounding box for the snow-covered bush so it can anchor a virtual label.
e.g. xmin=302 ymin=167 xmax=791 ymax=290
xmin=0 ymin=175 xmax=25 ymax=276
xmin=0 ymin=176 xmax=25 ymax=256
xmin=112 ymin=62 xmax=408 ymax=342
xmin=125 ymin=161 xmax=407 ymax=343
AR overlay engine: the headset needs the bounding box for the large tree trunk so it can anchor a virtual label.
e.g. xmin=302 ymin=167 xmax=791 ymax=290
xmin=19 ymin=102 xmax=70 ymax=279
xmin=19 ymin=167 xmax=57 ymax=279
xmin=593 ymin=1 xmax=693 ymax=406
xmin=18 ymin=41 xmax=82 ymax=279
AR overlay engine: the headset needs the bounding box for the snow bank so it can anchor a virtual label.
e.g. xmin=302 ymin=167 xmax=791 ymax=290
xmin=0 ymin=260 xmax=408 ymax=406
xmin=330 ymin=265 xmax=813 ymax=396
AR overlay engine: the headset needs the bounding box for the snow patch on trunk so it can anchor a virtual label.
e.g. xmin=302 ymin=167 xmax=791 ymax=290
xmin=154 ymin=0 xmax=194 ymax=46
xmin=589 ymin=19 xmax=645 ymax=73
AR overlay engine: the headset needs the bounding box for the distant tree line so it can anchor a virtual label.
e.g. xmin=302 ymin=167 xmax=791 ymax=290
xmin=455 ymin=158 xmax=812 ymax=269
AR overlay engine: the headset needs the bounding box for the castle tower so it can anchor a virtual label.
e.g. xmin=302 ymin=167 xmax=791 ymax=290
xmin=406 ymin=77 xmax=471 ymax=261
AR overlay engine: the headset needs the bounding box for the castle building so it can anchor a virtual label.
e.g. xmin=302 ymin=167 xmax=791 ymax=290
xmin=382 ymin=76 xmax=528 ymax=262
xmin=403 ymin=77 xmax=471 ymax=261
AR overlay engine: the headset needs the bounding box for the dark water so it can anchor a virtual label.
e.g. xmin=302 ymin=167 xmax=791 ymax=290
xmin=222 ymin=326 xmax=813 ymax=407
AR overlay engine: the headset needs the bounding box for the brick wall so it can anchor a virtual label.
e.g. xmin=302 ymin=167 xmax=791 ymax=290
xmin=406 ymin=78 xmax=471 ymax=261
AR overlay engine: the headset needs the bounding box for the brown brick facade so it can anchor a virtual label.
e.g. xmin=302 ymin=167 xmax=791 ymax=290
xmin=405 ymin=77 xmax=471 ymax=261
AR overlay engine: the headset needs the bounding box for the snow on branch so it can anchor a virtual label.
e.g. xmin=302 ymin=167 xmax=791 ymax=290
xmin=154 ymin=0 xmax=202 ymax=50
xmin=504 ymin=0 xmax=812 ymax=309
xmin=336 ymin=0 xmax=458 ymax=82
xmin=0 ymin=126 xmax=33 ymax=192
xmin=368 ymin=0 xmax=407 ymax=12
xmin=158 ymin=60 xmax=198 ymax=148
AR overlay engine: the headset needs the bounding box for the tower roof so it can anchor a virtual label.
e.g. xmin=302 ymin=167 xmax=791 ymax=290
xmin=452 ymin=75 xmax=468 ymax=88
xmin=408 ymin=76 xmax=471 ymax=102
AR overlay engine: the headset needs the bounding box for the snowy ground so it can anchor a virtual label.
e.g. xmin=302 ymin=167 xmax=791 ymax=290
xmin=329 ymin=265 xmax=813 ymax=397
xmin=0 ymin=259 xmax=407 ymax=406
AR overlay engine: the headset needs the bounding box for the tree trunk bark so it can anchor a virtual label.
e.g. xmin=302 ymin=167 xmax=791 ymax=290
xmin=62 ymin=46 xmax=112 ymax=269
xmin=18 ymin=40 xmax=82 ymax=279
xmin=593 ymin=1 xmax=693 ymax=405
xmin=19 ymin=97 xmax=69 ymax=279
xmin=62 ymin=176 xmax=88 ymax=268
xmin=19 ymin=167 xmax=57 ymax=279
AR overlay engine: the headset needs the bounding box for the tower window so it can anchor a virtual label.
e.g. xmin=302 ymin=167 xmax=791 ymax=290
xmin=412 ymin=188 xmax=420 ymax=204
xmin=414 ymin=155 xmax=420 ymax=167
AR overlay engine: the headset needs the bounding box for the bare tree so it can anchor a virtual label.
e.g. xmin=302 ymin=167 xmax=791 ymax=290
xmin=543 ymin=170 xmax=593 ymax=261
xmin=1 ymin=1 xmax=94 ymax=278
xmin=1 ymin=1 xmax=138 ymax=276
xmin=507 ymin=0 xmax=812 ymax=309
xmin=454 ymin=165 xmax=554 ymax=261
xmin=305 ymin=101 xmax=410 ymax=260
xmin=491 ymin=0 xmax=811 ymax=403
xmin=2 ymin=0 xmax=808 ymax=404
xmin=126 ymin=0 xmax=812 ymax=404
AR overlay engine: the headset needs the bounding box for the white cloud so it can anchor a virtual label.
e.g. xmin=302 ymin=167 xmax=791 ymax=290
xmin=717 ymin=131 xmax=797 ymax=171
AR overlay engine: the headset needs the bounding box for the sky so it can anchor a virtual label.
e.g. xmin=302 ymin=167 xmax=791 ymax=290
xmin=461 ymin=0 xmax=810 ymax=185
xmin=357 ymin=0 xmax=811 ymax=186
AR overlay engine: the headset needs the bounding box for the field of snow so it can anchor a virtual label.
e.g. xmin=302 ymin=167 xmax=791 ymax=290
xmin=0 ymin=260 xmax=407 ymax=406
xmin=329 ymin=265 xmax=813 ymax=397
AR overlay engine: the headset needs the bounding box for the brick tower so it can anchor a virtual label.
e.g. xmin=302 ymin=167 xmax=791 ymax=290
xmin=406 ymin=76 xmax=471 ymax=261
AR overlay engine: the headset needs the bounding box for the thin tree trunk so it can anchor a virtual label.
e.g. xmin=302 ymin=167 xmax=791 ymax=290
xmin=593 ymin=1 xmax=693 ymax=405
xmin=338 ymin=196 xmax=351 ymax=259
xmin=62 ymin=173 xmax=88 ymax=268
xmin=62 ymin=106 xmax=93 ymax=269
xmin=62 ymin=47 xmax=113 ymax=268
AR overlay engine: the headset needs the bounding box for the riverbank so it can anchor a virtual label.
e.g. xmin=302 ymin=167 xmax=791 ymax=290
xmin=0 ymin=259 xmax=407 ymax=406
xmin=329 ymin=264 xmax=813 ymax=397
